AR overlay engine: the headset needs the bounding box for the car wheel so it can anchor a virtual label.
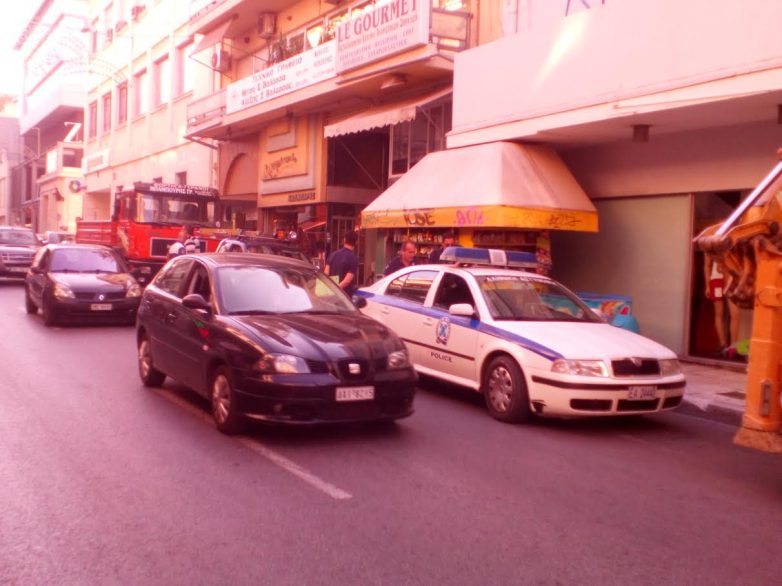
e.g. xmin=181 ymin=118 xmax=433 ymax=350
xmin=41 ymin=294 xmax=59 ymax=327
xmin=24 ymin=287 xmax=37 ymax=314
xmin=483 ymin=355 xmax=532 ymax=423
xmin=138 ymin=334 xmax=166 ymax=387
xmin=211 ymin=367 xmax=244 ymax=435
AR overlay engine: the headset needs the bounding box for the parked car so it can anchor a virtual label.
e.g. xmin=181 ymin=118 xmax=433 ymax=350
xmin=24 ymin=244 xmax=142 ymax=326
xmin=0 ymin=226 xmax=40 ymax=279
xmin=42 ymin=230 xmax=76 ymax=244
xmin=357 ymin=247 xmax=686 ymax=423
xmin=136 ymin=253 xmax=417 ymax=433
xmin=215 ymin=235 xmax=310 ymax=264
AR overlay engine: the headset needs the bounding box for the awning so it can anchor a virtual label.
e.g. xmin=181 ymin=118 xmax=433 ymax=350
xmin=193 ymin=18 xmax=234 ymax=54
xmin=324 ymin=86 xmax=452 ymax=138
xmin=299 ymin=220 xmax=327 ymax=231
xmin=361 ymin=142 xmax=598 ymax=232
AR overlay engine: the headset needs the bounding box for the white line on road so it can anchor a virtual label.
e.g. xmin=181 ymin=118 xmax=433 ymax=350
xmin=154 ymin=388 xmax=353 ymax=501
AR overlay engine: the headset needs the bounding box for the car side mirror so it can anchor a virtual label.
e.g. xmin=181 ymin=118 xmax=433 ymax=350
xmin=182 ymin=293 xmax=213 ymax=315
xmin=449 ymin=303 xmax=475 ymax=318
xmin=352 ymin=295 xmax=368 ymax=309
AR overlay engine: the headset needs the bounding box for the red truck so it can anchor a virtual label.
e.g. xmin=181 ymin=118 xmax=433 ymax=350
xmin=76 ymin=182 xmax=237 ymax=284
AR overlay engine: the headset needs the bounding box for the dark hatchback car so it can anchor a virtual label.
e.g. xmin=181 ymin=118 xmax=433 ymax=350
xmin=25 ymin=244 xmax=142 ymax=326
xmin=0 ymin=226 xmax=39 ymax=279
xmin=136 ymin=253 xmax=417 ymax=433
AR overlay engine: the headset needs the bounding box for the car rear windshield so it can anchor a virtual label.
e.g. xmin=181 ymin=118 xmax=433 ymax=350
xmin=0 ymin=228 xmax=37 ymax=246
xmin=50 ymin=248 xmax=123 ymax=273
xmin=478 ymin=275 xmax=603 ymax=322
xmin=216 ymin=266 xmax=357 ymax=315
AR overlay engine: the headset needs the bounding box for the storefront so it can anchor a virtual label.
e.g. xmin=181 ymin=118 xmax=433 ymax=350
xmin=360 ymin=141 xmax=598 ymax=278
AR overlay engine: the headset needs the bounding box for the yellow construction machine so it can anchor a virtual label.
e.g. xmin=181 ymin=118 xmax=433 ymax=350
xmin=695 ymin=149 xmax=782 ymax=453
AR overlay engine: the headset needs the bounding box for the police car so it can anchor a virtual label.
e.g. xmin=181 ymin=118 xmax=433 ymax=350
xmin=357 ymin=247 xmax=685 ymax=423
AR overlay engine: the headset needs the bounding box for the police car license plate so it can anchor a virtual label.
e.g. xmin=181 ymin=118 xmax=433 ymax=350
xmin=628 ymin=385 xmax=656 ymax=400
xmin=335 ymin=386 xmax=375 ymax=402
xmin=90 ymin=303 xmax=112 ymax=311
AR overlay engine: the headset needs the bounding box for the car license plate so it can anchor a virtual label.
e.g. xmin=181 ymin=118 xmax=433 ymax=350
xmin=335 ymin=386 xmax=375 ymax=402
xmin=90 ymin=303 xmax=113 ymax=311
xmin=628 ymin=385 xmax=656 ymax=400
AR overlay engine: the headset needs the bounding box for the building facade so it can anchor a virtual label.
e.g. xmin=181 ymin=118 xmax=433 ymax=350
xmin=15 ymin=0 xmax=89 ymax=233
xmin=447 ymin=0 xmax=782 ymax=359
xmin=0 ymin=96 xmax=21 ymax=226
xmin=82 ymin=0 xmax=215 ymax=222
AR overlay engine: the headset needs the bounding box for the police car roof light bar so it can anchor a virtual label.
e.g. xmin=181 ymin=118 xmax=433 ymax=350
xmin=440 ymin=247 xmax=537 ymax=270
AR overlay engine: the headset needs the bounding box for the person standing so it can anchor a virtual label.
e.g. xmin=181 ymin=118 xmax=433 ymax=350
xmin=384 ymin=240 xmax=417 ymax=276
xmin=325 ymin=231 xmax=359 ymax=296
xmin=168 ymin=225 xmax=200 ymax=259
xmin=428 ymin=232 xmax=456 ymax=264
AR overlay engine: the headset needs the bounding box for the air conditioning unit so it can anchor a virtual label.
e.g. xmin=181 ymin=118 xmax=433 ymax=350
xmin=131 ymin=4 xmax=145 ymax=19
xmin=211 ymin=49 xmax=232 ymax=73
xmin=257 ymin=12 xmax=276 ymax=39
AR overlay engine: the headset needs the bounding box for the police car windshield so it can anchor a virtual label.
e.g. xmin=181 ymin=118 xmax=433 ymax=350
xmin=477 ymin=276 xmax=602 ymax=322
xmin=216 ymin=266 xmax=357 ymax=315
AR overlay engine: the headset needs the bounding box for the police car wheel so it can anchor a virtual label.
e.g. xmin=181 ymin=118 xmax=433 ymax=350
xmin=211 ymin=367 xmax=244 ymax=435
xmin=483 ymin=356 xmax=531 ymax=423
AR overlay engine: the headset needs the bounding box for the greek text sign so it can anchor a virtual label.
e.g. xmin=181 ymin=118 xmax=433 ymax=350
xmin=226 ymin=41 xmax=337 ymax=114
xmin=335 ymin=0 xmax=430 ymax=73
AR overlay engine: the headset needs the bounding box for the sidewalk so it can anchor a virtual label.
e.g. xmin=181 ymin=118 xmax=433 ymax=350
xmin=678 ymin=360 xmax=747 ymax=425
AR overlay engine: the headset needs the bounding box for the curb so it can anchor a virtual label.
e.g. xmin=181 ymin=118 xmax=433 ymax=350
xmin=677 ymin=397 xmax=743 ymax=426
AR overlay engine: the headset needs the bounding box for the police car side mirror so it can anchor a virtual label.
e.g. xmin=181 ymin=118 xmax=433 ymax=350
xmin=182 ymin=293 xmax=213 ymax=315
xmin=449 ymin=303 xmax=475 ymax=318
xmin=352 ymin=295 xmax=368 ymax=309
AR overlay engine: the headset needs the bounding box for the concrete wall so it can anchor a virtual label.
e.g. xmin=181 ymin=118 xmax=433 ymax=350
xmin=551 ymin=194 xmax=692 ymax=355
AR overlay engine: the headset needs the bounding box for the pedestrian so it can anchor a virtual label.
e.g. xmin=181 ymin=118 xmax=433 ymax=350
xmin=325 ymin=231 xmax=359 ymax=296
xmin=168 ymin=225 xmax=200 ymax=259
xmin=428 ymin=232 xmax=456 ymax=263
xmin=384 ymin=239 xmax=417 ymax=276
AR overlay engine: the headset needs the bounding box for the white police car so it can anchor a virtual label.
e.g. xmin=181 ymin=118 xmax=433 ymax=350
xmin=357 ymin=247 xmax=685 ymax=422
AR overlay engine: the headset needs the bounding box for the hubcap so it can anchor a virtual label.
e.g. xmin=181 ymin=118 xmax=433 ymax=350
xmin=139 ymin=339 xmax=151 ymax=379
xmin=212 ymin=374 xmax=230 ymax=424
xmin=488 ymin=365 xmax=514 ymax=413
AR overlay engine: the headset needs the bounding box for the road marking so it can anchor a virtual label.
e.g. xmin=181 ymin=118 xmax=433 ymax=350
xmin=154 ymin=388 xmax=353 ymax=500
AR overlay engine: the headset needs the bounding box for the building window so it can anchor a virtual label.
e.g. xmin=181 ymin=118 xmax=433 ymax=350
xmin=390 ymin=99 xmax=452 ymax=176
xmin=88 ymin=101 xmax=98 ymax=139
xmin=153 ymin=55 xmax=170 ymax=107
xmin=102 ymin=92 xmax=112 ymax=133
xmin=90 ymin=19 xmax=99 ymax=54
xmin=175 ymin=172 xmax=187 ymax=185
xmin=175 ymin=41 xmax=194 ymax=96
xmin=132 ymin=69 xmax=147 ymax=117
xmin=103 ymin=2 xmax=114 ymax=47
xmin=117 ymin=82 xmax=128 ymax=125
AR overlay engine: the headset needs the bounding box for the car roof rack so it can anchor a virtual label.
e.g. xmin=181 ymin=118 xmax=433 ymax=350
xmin=439 ymin=246 xmax=538 ymax=270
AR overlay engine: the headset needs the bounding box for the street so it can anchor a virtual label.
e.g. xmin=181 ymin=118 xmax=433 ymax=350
xmin=0 ymin=282 xmax=780 ymax=585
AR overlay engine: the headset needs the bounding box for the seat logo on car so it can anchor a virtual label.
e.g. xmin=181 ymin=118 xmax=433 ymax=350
xmin=348 ymin=363 xmax=361 ymax=375
xmin=436 ymin=317 xmax=451 ymax=345
xmin=98 ymin=294 xmax=105 ymax=301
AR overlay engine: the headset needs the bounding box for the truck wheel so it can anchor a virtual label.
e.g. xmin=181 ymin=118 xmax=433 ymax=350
xmin=483 ymin=355 xmax=532 ymax=423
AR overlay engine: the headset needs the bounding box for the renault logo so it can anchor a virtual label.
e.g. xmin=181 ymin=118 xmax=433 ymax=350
xmin=348 ymin=363 xmax=361 ymax=375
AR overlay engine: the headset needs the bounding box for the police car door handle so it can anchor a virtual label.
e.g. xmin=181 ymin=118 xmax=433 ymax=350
xmin=422 ymin=318 xmax=434 ymax=326
xmin=380 ymin=306 xmax=390 ymax=315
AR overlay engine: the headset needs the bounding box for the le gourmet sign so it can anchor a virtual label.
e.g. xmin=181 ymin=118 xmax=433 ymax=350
xmin=335 ymin=0 xmax=430 ymax=73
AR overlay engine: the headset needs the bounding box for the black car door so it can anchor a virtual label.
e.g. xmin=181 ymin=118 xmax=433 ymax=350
xmin=164 ymin=261 xmax=215 ymax=394
xmin=145 ymin=258 xmax=194 ymax=378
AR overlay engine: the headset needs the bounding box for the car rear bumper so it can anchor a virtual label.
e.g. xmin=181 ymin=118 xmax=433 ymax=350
xmin=529 ymin=375 xmax=686 ymax=416
xmin=235 ymin=371 xmax=417 ymax=424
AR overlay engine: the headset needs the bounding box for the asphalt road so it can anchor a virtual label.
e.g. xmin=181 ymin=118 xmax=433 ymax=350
xmin=1 ymin=281 xmax=780 ymax=585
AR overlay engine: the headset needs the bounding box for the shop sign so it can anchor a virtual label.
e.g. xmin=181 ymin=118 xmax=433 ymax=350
xmin=335 ymin=0 xmax=430 ymax=73
xmin=226 ymin=41 xmax=337 ymax=115
xmin=288 ymin=191 xmax=316 ymax=202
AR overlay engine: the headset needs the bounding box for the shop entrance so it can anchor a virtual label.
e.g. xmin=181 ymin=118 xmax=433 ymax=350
xmin=688 ymin=191 xmax=751 ymax=362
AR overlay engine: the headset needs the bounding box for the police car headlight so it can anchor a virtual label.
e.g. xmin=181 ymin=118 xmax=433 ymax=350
xmin=53 ymin=282 xmax=75 ymax=299
xmin=659 ymin=358 xmax=681 ymax=376
xmin=551 ymin=359 xmax=609 ymax=377
xmin=257 ymin=353 xmax=310 ymax=374
xmin=388 ymin=349 xmax=410 ymax=369
xmin=126 ymin=281 xmax=142 ymax=298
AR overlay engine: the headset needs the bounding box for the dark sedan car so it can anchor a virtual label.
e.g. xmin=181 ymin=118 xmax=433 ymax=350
xmin=25 ymin=244 xmax=142 ymax=326
xmin=136 ymin=253 xmax=417 ymax=433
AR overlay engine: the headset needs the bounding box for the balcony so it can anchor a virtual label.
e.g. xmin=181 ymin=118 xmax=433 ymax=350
xmin=187 ymin=2 xmax=470 ymax=138
xmin=189 ymin=0 xmax=295 ymax=35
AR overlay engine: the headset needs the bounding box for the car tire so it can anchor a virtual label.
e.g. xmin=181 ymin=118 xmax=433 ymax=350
xmin=483 ymin=355 xmax=532 ymax=423
xmin=41 ymin=294 xmax=58 ymax=327
xmin=211 ymin=366 xmax=244 ymax=435
xmin=24 ymin=287 xmax=37 ymax=314
xmin=138 ymin=334 xmax=166 ymax=387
